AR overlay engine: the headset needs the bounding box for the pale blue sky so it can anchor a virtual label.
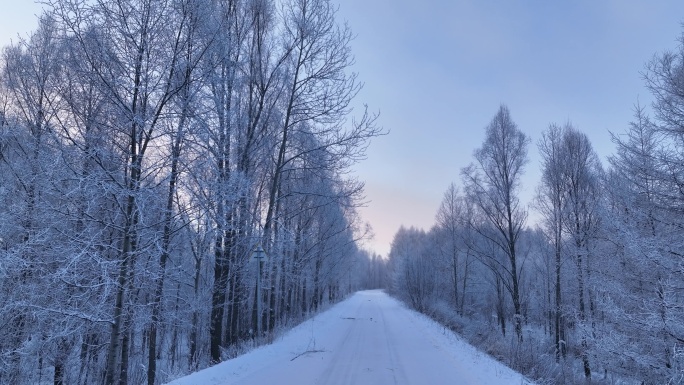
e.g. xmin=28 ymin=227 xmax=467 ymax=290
xmin=0 ymin=2 xmax=42 ymax=47
xmin=2 ymin=1 xmax=684 ymax=256
xmin=337 ymin=1 xmax=684 ymax=255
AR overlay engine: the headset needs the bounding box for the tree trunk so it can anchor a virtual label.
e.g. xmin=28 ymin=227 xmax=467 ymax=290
xmin=313 ymin=259 xmax=322 ymax=311
xmin=148 ymin=88 xmax=186 ymax=385
xmin=225 ymin=274 xmax=238 ymax=346
xmin=104 ymin=235 xmax=130 ymax=385
xmin=452 ymin=248 xmax=459 ymax=310
xmin=460 ymin=253 xmax=470 ymax=315
xmin=577 ymin=248 xmax=591 ymax=380
xmin=301 ymin=280 xmax=308 ymax=316
xmin=189 ymin=244 xmax=203 ymax=370
xmin=53 ymin=362 xmax=63 ymax=385
xmin=508 ymin=217 xmax=523 ymax=342
xmin=555 ymin=234 xmax=565 ymax=359
xmin=496 ymin=276 xmax=506 ymax=336
xmin=210 ymin=239 xmax=228 ymax=363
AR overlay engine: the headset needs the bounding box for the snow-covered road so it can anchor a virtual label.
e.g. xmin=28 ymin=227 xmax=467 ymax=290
xmin=166 ymin=290 xmax=532 ymax=385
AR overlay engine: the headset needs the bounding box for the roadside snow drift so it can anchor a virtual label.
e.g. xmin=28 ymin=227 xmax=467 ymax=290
xmin=166 ymin=290 xmax=533 ymax=385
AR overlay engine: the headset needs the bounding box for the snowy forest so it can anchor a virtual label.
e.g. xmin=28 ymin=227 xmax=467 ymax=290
xmin=382 ymin=42 xmax=684 ymax=385
xmin=0 ymin=0 xmax=382 ymax=384
xmin=4 ymin=0 xmax=684 ymax=385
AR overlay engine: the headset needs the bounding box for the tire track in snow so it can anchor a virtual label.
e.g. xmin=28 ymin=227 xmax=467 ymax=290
xmin=377 ymin=297 xmax=408 ymax=385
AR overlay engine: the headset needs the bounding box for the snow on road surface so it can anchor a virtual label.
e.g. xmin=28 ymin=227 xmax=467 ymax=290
xmin=166 ymin=290 xmax=534 ymax=385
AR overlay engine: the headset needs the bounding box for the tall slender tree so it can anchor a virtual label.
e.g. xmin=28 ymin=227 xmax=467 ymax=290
xmin=435 ymin=183 xmax=471 ymax=314
xmin=561 ymin=126 xmax=602 ymax=380
xmin=461 ymin=104 xmax=529 ymax=341
xmin=536 ymin=123 xmax=568 ymax=359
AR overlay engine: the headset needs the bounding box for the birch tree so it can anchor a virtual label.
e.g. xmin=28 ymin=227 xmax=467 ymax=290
xmin=461 ymin=104 xmax=529 ymax=341
xmin=535 ymin=123 xmax=568 ymax=359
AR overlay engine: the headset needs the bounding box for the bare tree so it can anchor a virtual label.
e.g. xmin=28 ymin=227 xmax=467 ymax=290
xmin=461 ymin=104 xmax=529 ymax=341
xmin=435 ymin=183 xmax=471 ymax=314
xmin=535 ymin=123 xmax=568 ymax=359
xmin=49 ymin=0 xmax=200 ymax=383
xmin=147 ymin=2 xmax=211 ymax=382
xmin=560 ymin=126 xmax=602 ymax=380
xmin=262 ymin=0 xmax=378 ymax=240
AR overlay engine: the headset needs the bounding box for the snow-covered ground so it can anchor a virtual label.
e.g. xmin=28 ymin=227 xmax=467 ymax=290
xmin=165 ymin=290 xmax=534 ymax=385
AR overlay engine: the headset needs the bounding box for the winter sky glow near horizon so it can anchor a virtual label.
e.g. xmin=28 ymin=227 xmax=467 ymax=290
xmin=2 ymin=1 xmax=684 ymax=257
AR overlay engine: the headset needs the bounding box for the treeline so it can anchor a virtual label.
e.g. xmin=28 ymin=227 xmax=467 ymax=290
xmin=0 ymin=0 xmax=380 ymax=384
xmin=387 ymin=33 xmax=684 ymax=385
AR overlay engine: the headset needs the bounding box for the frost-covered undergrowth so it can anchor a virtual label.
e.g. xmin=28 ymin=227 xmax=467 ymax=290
xmin=417 ymin=298 xmax=645 ymax=385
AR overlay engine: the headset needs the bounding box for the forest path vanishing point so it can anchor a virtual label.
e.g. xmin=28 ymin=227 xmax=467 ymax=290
xmin=167 ymin=290 xmax=533 ymax=385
